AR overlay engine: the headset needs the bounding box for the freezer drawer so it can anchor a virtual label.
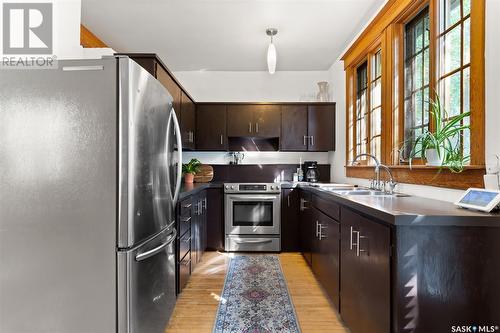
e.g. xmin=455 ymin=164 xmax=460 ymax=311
xmin=178 ymin=230 xmax=191 ymax=260
xmin=178 ymin=252 xmax=191 ymax=292
xmin=118 ymin=228 xmax=177 ymax=333
xmin=225 ymin=235 xmax=280 ymax=252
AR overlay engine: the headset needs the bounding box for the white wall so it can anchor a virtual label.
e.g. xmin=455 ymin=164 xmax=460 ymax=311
xmin=182 ymin=151 xmax=329 ymax=165
xmin=174 ymin=70 xmax=331 ymax=102
xmin=175 ymin=70 xmax=334 ymax=166
xmin=485 ymin=0 xmax=500 ymax=167
xmin=328 ymin=0 xmax=500 ymax=202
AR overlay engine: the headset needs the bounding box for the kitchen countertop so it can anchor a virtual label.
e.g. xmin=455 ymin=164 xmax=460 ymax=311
xmin=178 ymin=182 xmax=223 ymax=200
xmin=301 ymin=185 xmax=500 ymax=227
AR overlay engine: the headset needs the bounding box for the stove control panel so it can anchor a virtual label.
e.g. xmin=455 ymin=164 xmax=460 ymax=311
xmin=224 ymin=183 xmax=281 ymax=193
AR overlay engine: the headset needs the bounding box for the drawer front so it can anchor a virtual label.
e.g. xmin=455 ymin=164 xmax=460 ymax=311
xmin=313 ymin=194 xmax=340 ymax=221
xmin=225 ymin=235 xmax=280 ymax=252
xmin=178 ymin=252 xmax=191 ymax=291
xmin=179 ymin=215 xmax=191 ymax=236
xmin=179 ymin=231 xmax=191 ymax=261
xmin=179 ymin=198 xmax=193 ymax=218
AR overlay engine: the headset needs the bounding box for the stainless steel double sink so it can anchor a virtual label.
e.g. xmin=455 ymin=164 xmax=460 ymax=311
xmin=315 ymin=186 xmax=411 ymax=198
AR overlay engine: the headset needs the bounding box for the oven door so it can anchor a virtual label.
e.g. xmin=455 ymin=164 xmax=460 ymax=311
xmin=225 ymin=194 xmax=280 ymax=235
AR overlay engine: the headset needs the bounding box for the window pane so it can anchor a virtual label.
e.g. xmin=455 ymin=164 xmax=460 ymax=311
xmin=415 ymin=53 xmax=423 ymax=88
xmin=442 ymin=24 xmax=462 ymax=75
xmin=371 ymin=136 xmax=382 ymax=162
xmin=403 ymin=7 xmax=430 ymax=159
xmin=371 ymin=79 xmax=382 ymax=108
xmin=463 ymin=66 xmax=470 ymax=113
xmin=463 ymin=115 xmax=471 ymax=158
xmin=416 ymin=21 xmax=424 ymax=52
xmin=371 ymin=107 xmax=382 ymax=137
xmin=441 ymin=71 xmax=462 ymax=117
xmin=415 ymin=90 xmax=423 ymax=125
xmin=463 ymin=0 xmax=471 ymax=16
xmin=373 ymin=51 xmax=382 ymax=78
xmin=423 ymin=48 xmax=430 ymax=85
xmin=464 ymin=18 xmax=470 ymax=64
xmin=442 ymin=0 xmax=461 ymax=31
xmin=424 ymin=16 xmax=430 ymax=47
xmin=423 ymin=87 xmax=430 ymax=124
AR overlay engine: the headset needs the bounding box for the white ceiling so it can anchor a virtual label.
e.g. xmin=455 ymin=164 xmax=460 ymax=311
xmin=81 ymin=0 xmax=385 ymax=71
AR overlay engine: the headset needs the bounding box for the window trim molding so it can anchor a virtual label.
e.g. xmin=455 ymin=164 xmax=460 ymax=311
xmin=342 ymin=0 xmax=486 ymax=190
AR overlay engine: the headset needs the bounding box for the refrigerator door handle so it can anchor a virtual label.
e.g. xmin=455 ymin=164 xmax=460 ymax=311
xmin=171 ymin=109 xmax=182 ymax=207
xmin=135 ymin=229 xmax=177 ymax=262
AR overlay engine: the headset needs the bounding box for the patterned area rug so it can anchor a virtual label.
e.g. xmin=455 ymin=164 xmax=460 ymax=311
xmin=213 ymin=255 xmax=301 ymax=333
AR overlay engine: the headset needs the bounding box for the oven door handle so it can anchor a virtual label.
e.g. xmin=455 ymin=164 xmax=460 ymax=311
xmin=227 ymin=195 xmax=279 ymax=201
xmin=233 ymin=238 xmax=273 ymax=244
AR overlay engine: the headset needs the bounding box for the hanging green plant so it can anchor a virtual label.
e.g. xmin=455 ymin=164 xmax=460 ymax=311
xmin=405 ymin=95 xmax=470 ymax=173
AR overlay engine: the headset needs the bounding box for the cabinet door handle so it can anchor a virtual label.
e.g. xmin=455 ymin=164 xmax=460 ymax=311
xmin=310 ymin=135 xmax=314 ymax=146
xmin=300 ymin=198 xmax=308 ymax=211
xmin=351 ymin=227 xmax=360 ymax=253
xmin=287 ymin=195 xmax=290 ymax=207
xmin=255 ymin=122 xmax=259 ymax=133
xmin=220 ymin=134 xmax=224 ymax=145
xmin=248 ymin=122 xmax=252 ymax=133
xmin=357 ymin=234 xmax=368 ymax=257
xmin=316 ymin=221 xmax=320 ymax=238
xmin=303 ymin=135 xmax=308 ymax=146
xmin=353 ymin=231 xmax=368 ymax=257
xmin=350 ymin=226 xmax=354 ymax=250
xmin=319 ymin=224 xmax=327 ymax=240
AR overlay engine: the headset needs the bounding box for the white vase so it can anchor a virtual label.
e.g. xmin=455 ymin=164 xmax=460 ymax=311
xmin=316 ymin=81 xmax=331 ymax=102
xmin=425 ymin=148 xmax=445 ymax=166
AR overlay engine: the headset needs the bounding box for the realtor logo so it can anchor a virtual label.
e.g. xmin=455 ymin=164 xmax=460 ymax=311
xmin=3 ymin=3 xmax=53 ymax=54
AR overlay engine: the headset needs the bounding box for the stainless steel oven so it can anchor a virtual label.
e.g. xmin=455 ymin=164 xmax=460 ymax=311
xmin=224 ymin=183 xmax=281 ymax=252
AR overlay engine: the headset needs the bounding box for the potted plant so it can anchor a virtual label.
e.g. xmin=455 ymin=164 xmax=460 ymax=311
xmin=407 ymin=95 xmax=470 ymax=172
xmin=182 ymin=159 xmax=201 ymax=183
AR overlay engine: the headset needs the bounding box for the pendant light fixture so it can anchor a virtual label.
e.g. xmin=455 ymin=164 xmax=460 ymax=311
xmin=266 ymin=28 xmax=278 ymax=74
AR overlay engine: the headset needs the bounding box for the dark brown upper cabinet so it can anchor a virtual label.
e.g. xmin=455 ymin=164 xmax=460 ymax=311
xmin=227 ymin=104 xmax=281 ymax=138
xmin=181 ymin=92 xmax=196 ymax=150
xmin=308 ymin=104 xmax=335 ymax=151
xmin=155 ymin=61 xmax=181 ymax=119
xmin=281 ymin=105 xmax=308 ymax=151
xmin=118 ymin=53 xmax=197 ymax=150
xmin=196 ymin=104 xmax=227 ymax=151
xmin=227 ymin=105 xmax=254 ymax=137
xmin=281 ymin=104 xmax=335 ymax=152
xmin=253 ymin=105 xmax=281 ymax=138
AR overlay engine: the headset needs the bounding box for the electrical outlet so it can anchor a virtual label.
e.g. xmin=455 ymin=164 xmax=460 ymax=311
xmin=486 ymin=155 xmax=500 ymax=175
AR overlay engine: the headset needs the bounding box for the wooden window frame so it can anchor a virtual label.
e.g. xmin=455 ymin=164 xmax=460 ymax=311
xmin=348 ymin=39 xmax=383 ymax=166
xmin=342 ymin=0 xmax=485 ymax=190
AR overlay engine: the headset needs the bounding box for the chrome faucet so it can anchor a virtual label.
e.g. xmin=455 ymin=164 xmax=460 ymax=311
xmin=378 ymin=164 xmax=397 ymax=194
xmin=352 ymin=153 xmax=397 ymax=193
xmin=352 ymin=153 xmax=381 ymax=190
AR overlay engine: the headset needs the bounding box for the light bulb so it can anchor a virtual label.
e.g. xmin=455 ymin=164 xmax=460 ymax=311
xmin=267 ymin=42 xmax=276 ymax=74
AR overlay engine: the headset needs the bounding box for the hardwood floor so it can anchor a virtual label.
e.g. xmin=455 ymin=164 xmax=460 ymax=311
xmin=166 ymin=251 xmax=348 ymax=333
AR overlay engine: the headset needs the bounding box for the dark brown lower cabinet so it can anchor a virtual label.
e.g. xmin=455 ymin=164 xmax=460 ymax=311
xmin=299 ymin=190 xmax=313 ymax=266
xmin=206 ymin=188 xmax=224 ymax=251
xmin=311 ymin=207 xmax=340 ymax=309
xmin=281 ymin=189 xmax=300 ymax=252
xmin=340 ymin=207 xmax=390 ymax=333
xmin=191 ymin=191 xmax=207 ymax=265
xmin=177 ymin=190 xmax=207 ymax=293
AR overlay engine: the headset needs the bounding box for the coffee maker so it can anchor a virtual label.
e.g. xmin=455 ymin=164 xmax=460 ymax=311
xmin=303 ymin=161 xmax=320 ymax=183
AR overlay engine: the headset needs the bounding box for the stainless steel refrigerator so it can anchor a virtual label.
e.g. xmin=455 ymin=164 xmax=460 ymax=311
xmin=0 ymin=56 xmax=182 ymax=333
